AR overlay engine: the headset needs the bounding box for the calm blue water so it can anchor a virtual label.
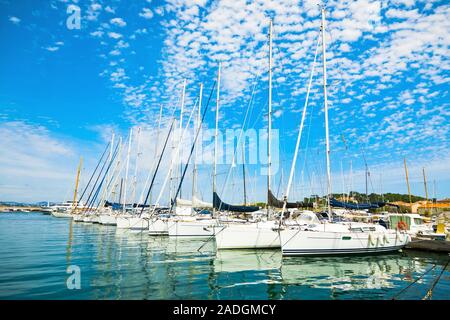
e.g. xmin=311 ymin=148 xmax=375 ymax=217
xmin=0 ymin=212 xmax=449 ymax=300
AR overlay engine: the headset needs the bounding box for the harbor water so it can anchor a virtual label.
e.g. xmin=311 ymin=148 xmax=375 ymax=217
xmin=0 ymin=212 xmax=449 ymax=300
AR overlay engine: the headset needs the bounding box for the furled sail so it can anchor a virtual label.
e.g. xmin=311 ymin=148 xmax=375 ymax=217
xmin=192 ymin=195 xmax=213 ymax=208
xmin=213 ymin=192 xmax=259 ymax=212
xmin=175 ymin=197 xmax=192 ymax=207
xmin=175 ymin=196 xmax=213 ymax=208
xmin=268 ymin=189 xmax=314 ymax=209
xmin=329 ymin=198 xmax=386 ymax=210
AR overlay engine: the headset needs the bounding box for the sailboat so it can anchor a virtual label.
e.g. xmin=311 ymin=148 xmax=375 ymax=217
xmin=215 ymin=20 xmax=282 ymax=250
xmin=278 ymin=7 xmax=411 ymax=256
xmin=174 ymin=83 xmax=213 ymax=215
xmin=166 ymin=80 xmax=223 ymax=237
xmin=52 ymin=157 xmax=85 ymax=218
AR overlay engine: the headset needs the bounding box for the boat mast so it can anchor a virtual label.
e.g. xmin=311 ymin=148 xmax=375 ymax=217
xmin=242 ymin=142 xmax=247 ymax=205
xmin=179 ymin=79 xmax=187 ymax=199
xmin=365 ymin=164 xmax=369 ymax=202
xmin=279 ymin=28 xmax=320 ymax=221
xmin=192 ymin=83 xmax=203 ymax=202
xmin=106 ymin=132 xmax=115 ymax=201
xmin=423 ymin=167 xmax=429 ymax=215
xmin=73 ymin=156 xmax=83 ymax=208
xmin=131 ymin=127 xmax=141 ymax=206
xmin=433 ymin=179 xmax=437 ymax=215
xmin=340 ymin=160 xmax=345 ymax=201
xmin=380 ymin=173 xmax=384 ymax=202
xmin=321 ymin=7 xmax=332 ymax=221
xmin=349 ymin=160 xmax=353 ymax=200
xmin=213 ymin=63 xmax=221 ymax=216
xmin=267 ymin=19 xmax=273 ymax=216
xmin=122 ymin=128 xmax=133 ymax=214
xmin=403 ymin=157 xmax=412 ymax=207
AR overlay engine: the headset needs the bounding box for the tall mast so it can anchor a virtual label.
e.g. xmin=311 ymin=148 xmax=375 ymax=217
xmin=433 ymin=179 xmax=437 ymax=215
xmin=106 ymin=131 xmax=115 ymax=199
xmin=242 ymin=142 xmax=247 ymax=205
xmin=349 ymin=160 xmax=353 ymax=200
xmin=193 ymin=83 xmax=203 ymax=201
xmin=131 ymin=127 xmax=141 ymax=205
xmin=365 ymin=163 xmax=370 ymax=202
xmin=213 ymin=63 xmax=221 ymax=216
xmin=122 ymin=128 xmax=133 ymax=214
xmin=73 ymin=156 xmax=83 ymax=208
xmin=423 ymin=167 xmax=429 ymax=215
xmin=404 ymin=158 xmax=412 ymax=207
xmin=152 ymin=105 xmax=163 ymax=205
xmin=340 ymin=160 xmax=344 ymax=201
xmin=321 ymin=7 xmax=332 ymax=221
xmin=179 ymin=79 xmax=187 ymax=198
xmin=380 ymin=173 xmax=384 ymax=202
xmin=267 ymin=19 xmax=273 ymax=215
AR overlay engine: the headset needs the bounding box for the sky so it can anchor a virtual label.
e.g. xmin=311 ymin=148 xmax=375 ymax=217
xmin=0 ymin=0 xmax=449 ymax=204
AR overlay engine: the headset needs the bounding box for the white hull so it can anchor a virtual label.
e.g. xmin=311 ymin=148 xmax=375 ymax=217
xmin=51 ymin=211 xmax=73 ymax=218
xmin=280 ymin=228 xmax=410 ymax=256
xmin=83 ymin=216 xmax=93 ymax=223
xmin=99 ymin=215 xmax=117 ymax=225
xmin=73 ymin=215 xmax=85 ymax=222
xmin=168 ymin=219 xmax=222 ymax=237
xmin=148 ymin=219 xmax=168 ymax=235
xmin=116 ymin=216 xmax=149 ymax=230
xmin=215 ymin=222 xmax=280 ymax=249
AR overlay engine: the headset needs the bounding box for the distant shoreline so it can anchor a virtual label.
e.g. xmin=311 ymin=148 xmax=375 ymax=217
xmin=0 ymin=205 xmax=47 ymax=212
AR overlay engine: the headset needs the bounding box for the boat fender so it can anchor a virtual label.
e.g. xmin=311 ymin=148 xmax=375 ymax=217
xmin=383 ymin=234 xmax=390 ymax=244
xmin=368 ymin=233 xmax=376 ymax=246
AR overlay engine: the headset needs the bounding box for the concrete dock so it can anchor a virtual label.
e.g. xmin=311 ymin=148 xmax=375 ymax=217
xmin=405 ymin=238 xmax=450 ymax=253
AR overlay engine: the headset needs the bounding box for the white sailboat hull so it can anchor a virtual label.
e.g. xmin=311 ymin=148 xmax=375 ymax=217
xmin=90 ymin=215 xmax=101 ymax=224
xmin=148 ymin=219 xmax=168 ymax=235
xmin=280 ymin=228 xmax=410 ymax=256
xmin=73 ymin=214 xmax=85 ymax=222
xmin=99 ymin=215 xmax=117 ymax=226
xmin=215 ymin=222 xmax=280 ymax=249
xmin=51 ymin=212 xmax=73 ymax=218
xmin=116 ymin=216 xmax=149 ymax=230
xmin=83 ymin=216 xmax=93 ymax=223
xmin=167 ymin=219 xmax=222 ymax=237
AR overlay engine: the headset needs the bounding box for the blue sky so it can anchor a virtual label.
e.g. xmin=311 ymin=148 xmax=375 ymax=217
xmin=0 ymin=0 xmax=449 ymax=203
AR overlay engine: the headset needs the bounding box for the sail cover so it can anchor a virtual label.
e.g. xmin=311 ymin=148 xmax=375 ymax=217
xmin=268 ymin=189 xmax=314 ymax=208
xmin=176 ymin=196 xmax=213 ymax=208
xmin=104 ymin=201 xmax=150 ymax=209
xmin=213 ymin=192 xmax=260 ymax=212
xmin=330 ymin=198 xmax=386 ymax=210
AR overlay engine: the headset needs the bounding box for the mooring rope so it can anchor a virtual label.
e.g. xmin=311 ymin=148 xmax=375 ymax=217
xmin=391 ymin=264 xmax=437 ymax=300
xmin=422 ymin=258 xmax=450 ymax=300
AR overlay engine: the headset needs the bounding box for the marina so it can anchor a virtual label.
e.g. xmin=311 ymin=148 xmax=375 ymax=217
xmin=1 ymin=0 xmax=449 ymax=305
xmin=0 ymin=211 xmax=449 ymax=300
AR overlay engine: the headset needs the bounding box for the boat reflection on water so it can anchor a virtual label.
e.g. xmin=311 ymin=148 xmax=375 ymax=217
xmin=280 ymin=253 xmax=428 ymax=299
xmin=214 ymin=250 xmax=282 ymax=273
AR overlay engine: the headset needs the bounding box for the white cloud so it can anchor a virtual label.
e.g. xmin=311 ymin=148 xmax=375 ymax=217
xmin=0 ymin=121 xmax=78 ymax=202
xmin=9 ymin=16 xmax=20 ymax=24
xmin=110 ymin=17 xmax=127 ymax=27
xmin=45 ymin=46 xmax=59 ymax=52
xmin=105 ymin=6 xmax=115 ymax=14
xmin=108 ymin=32 xmax=123 ymax=39
xmin=139 ymin=8 xmax=154 ymax=19
xmin=90 ymin=30 xmax=104 ymax=38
